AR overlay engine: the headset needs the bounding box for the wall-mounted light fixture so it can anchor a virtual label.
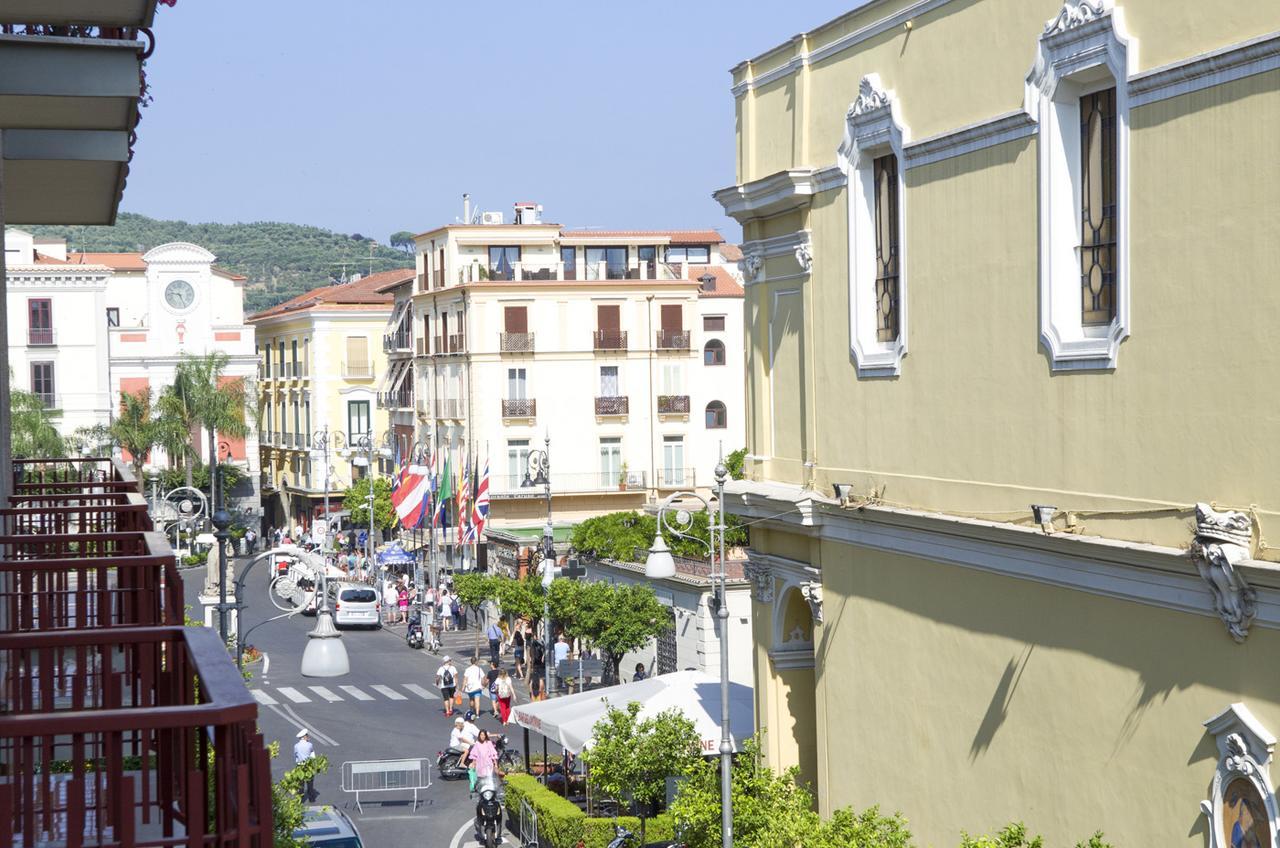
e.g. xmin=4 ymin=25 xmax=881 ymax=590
xmin=1031 ymin=504 xmax=1057 ymax=533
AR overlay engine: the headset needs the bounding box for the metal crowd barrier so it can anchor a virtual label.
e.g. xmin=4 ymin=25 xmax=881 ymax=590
xmin=339 ymin=758 xmax=432 ymax=813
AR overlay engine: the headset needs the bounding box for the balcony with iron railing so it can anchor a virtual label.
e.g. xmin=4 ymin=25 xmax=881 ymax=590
xmin=27 ymin=327 xmax=55 ymax=346
xmin=499 ymin=332 xmax=535 ymax=353
xmin=415 ymin=337 xmax=428 ymax=357
xmin=456 ymin=259 xmax=690 ymax=284
xmin=656 ymin=330 xmax=691 ymax=351
xmin=343 ymin=359 xmax=374 ymax=380
xmin=594 ymin=396 xmax=629 ymax=416
xmin=501 ymin=398 xmax=536 ymax=419
xmin=593 ymin=330 xmax=627 ymax=351
xmin=656 ymin=467 xmax=698 ymax=488
xmin=657 ymin=394 xmax=691 ymax=415
xmin=378 ymin=389 xmax=414 ymax=411
xmin=490 ymin=469 xmax=648 ymax=496
xmin=432 ymin=333 xmax=465 ymax=355
xmin=383 ymin=331 xmax=412 ymax=354
xmin=1 ymin=457 xmax=272 ymax=848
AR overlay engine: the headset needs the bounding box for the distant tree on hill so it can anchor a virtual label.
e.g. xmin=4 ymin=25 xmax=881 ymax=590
xmin=389 ymin=231 xmax=416 ymax=254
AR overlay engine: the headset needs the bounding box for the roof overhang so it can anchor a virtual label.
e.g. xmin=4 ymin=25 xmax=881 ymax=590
xmin=0 ymin=33 xmax=145 ymax=225
xmin=4 ymin=0 xmax=158 ymax=27
xmin=558 ymin=235 xmax=673 ymax=246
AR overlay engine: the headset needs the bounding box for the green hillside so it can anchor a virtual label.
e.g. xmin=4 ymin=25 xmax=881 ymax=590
xmin=27 ymin=213 xmax=414 ymax=313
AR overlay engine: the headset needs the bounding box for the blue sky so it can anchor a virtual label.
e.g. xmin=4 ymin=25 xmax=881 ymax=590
xmin=126 ymin=0 xmax=861 ymax=243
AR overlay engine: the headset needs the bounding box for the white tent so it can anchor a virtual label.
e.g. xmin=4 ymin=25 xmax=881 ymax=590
xmin=511 ymin=670 xmax=754 ymax=755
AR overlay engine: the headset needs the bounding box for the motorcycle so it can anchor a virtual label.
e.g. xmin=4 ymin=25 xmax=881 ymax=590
xmin=436 ymin=734 xmax=524 ymax=782
xmin=473 ymin=775 xmax=504 ymax=848
xmin=405 ymin=610 xmax=424 ymax=649
xmin=605 ymin=820 xmax=685 ymax=848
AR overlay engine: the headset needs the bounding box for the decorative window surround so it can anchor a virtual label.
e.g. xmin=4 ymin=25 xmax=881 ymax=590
xmin=723 ymin=478 xmax=1280 ymax=633
xmin=838 ymin=74 xmax=909 ymax=378
xmin=1201 ymin=703 xmax=1279 ymax=848
xmin=739 ymin=230 xmax=813 ymax=286
xmin=713 ymin=169 xmax=827 ymax=224
xmin=1025 ymin=1 xmax=1135 ymax=371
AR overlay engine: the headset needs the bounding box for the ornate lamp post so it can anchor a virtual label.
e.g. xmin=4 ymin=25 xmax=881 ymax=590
xmin=645 ymin=456 xmax=731 ymax=848
xmin=340 ymin=430 xmax=392 ymax=564
xmin=311 ymin=427 xmax=347 ymax=548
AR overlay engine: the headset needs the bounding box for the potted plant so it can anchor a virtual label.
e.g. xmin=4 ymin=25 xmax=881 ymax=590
xmin=617 ymin=462 xmax=629 ymax=491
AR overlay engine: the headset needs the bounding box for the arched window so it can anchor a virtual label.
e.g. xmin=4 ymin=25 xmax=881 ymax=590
xmin=703 ymin=339 xmax=725 ymax=366
xmin=705 ymin=401 xmax=727 ymax=429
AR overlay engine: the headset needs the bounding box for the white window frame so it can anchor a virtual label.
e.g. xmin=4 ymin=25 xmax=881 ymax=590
xmin=837 ymin=73 xmax=910 ymax=378
xmin=1025 ymin=0 xmax=1135 ymax=370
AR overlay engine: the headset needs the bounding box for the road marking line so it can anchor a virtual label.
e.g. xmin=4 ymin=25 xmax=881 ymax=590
xmin=339 ymin=685 xmax=375 ymax=701
xmin=403 ymin=684 xmax=435 ymax=700
xmin=262 ymin=652 xmax=270 ymax=676
xmin=371 ymin=685 xmax=407 ymax=701
xmin=448 ymin=820 xmax=475 ymax=848
xmin=277 ymin=687 xmax=312 ymax=703
xmin=251 ymin=689 xmax=277 ymax=706
xmin=308 ymin=686 xmax=342 ymax=702
xmin=265 ymin=703 xmax=339 ymax=747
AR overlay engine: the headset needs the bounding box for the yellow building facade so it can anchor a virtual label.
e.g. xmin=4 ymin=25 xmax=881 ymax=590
xmin=717 ymin=1 xmax=1280 ymax=844
xmin=248 ymin=270 xmax=407 ymax=531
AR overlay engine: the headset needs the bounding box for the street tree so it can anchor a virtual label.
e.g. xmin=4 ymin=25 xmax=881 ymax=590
xmin=109 ymin=388 xmax=161 ymax=486
xmin=582 ymin=701 xmax=700 ymax=845
xmin=170 ymin=352 xmax=249 ymax=505
xmin=494 ymin=574 xmax=544 ymax=626
xmin=341 ymin=476 xmax=397 ymax=533
xmin=590 ymin=582 xmax=670 ymax=683
xmin=670 ymin=736 xmax=915 ymax=848
xmin=9 ymin=386 xmax=65 ymax=459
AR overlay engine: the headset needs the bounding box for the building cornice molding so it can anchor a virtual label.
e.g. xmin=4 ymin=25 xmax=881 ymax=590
xmin=904 ymin=110 xmax=1038 ymax=170
xmin=723 ymin=479 xmax=1280 ymax=632
xmin=1129 ymin=29 xmax=1280 ymax=107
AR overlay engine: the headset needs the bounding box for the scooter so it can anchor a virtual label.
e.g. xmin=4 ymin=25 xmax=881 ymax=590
xmin=405 ymin=610 xmax=424 ymax=649
xmin=436 ymin=747 xmax=470 ymax=781
xmin=473 ymin=775 xmax=504 ymax=848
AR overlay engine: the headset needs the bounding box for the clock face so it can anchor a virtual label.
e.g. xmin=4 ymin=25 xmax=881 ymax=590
xmin=165 ymin=279 xmax=195 ymax=310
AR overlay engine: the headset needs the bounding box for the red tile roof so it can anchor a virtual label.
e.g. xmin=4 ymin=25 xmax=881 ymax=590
xmin=247 ymin=267 xmax=412 ymax=322
xmin=558 ymin=229 xmax=726 ymax=244
xmin=690 ymin=265 xmax=744 ymax=298
xmin=213 ymin=266 xmax=248 ymax=282
xmin=719 ymin=243 xmax=743 ymax=262
xmin=65 ymin=252 xmax=148 ymax=271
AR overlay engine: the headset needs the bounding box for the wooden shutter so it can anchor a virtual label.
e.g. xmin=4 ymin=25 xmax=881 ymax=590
xmin=504 ymin=306 xmax=528 ymax=333
xmin=438 ymin=249 xmax=446 ymax=287
xmin=660 ymin=304 xmax=682 ymax=332
xmin=346 ymin=335 xmax=368 ymax=364
xmin=597 ymin=304 xmax=620 ymax=331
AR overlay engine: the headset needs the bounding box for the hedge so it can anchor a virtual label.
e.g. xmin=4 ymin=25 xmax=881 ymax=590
xmin=504 ymin=773 xmax=675 ymax=848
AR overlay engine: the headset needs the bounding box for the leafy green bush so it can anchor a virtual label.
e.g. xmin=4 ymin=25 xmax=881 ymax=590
xmin=503 ymin=773 xmax=674 ymax=848
xmin=572 ymin=510 xmax=748 ymax=562
xmin=958 ymin=824 xmax=1113 ymax=848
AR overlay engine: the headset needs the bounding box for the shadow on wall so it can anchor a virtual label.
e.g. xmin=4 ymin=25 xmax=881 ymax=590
xmin=969 ymin=643 xmax=1035 ymax=762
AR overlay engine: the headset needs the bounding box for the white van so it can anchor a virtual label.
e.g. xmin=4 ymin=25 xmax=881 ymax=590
xmin=327 ymin=582 xmax=381 ymax=629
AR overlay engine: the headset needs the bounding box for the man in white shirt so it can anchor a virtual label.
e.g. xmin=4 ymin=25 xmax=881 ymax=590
xmin=382 ymin=580 xmax=398 ymax=624
xmin=448 ymin=716 xmax=477 ymax=751
xmin=435 ymin=657 xmax=458 ymax=717
xmin=462 ymin=657 xmax=485 ymax=716
xmin=553 ymin=635 xmax=570 ymax=666
xmin=293 ymin=729 xmax=316 ymax=800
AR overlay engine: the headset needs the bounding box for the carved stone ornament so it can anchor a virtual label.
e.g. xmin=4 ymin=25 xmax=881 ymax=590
xmin=801 ymin=581 xmax=823 ymax=625
xmin=1201 ymin=703 xmax=1279 ymax=848
xmin=848 ymin=75 xmax=890 ymax=118
xmin=1044 ymin=0 xmax=1106 ymax=35
xmin=742 ymin=559 xmax=774 ymax=604
xmin=794 ymin=241 xmax=813 ymax=273
xmin=739 ymin=252 xmax=763 ymax=283
xmin=1190 ymin=502 xmax=1256 ymax=643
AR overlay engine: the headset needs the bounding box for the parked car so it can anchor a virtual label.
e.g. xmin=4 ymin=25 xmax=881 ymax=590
xmin=327 ymin=582 xmax=381 ymax=629
xmin=294 ymin=805 xmax=363 ymax=848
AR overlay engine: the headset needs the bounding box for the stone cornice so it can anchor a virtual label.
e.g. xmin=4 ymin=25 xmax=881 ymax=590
xmin=1129 ymin=29 xmax=1280 ymax=107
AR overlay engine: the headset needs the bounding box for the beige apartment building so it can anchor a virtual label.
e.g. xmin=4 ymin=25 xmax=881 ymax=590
xmin=717 ymin=1 xmax=1280 ymax=845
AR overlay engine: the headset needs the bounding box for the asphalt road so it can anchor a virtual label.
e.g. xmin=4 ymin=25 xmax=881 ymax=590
xmin=182 ymin=555 xmax=521 ymax=848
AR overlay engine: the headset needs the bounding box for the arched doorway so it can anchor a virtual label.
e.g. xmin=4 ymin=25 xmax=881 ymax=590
xmin=767 ymin=585 xmax=818 ymax=797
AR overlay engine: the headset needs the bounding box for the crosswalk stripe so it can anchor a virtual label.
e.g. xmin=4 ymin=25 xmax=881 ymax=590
xmin=370 ymin=684 xmax=407 ymax=701
xmin=251 ymin=689 xmax=278 ymax=706
xmin=403 ymin=684 xmax=435 ymax=700
xmin=308 ymin=686 xmax=342 ymax=702
xmin=277 ymin=687 xmax=312 ymax=703
xmin=339 ymin=685 xmax=374 ymax=701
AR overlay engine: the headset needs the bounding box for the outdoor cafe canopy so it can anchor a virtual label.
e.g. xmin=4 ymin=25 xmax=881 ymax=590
xmin=511 ymin=670 xmax=754 ymax=755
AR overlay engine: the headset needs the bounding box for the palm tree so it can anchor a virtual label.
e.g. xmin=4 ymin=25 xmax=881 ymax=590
xmin=110 ymin=388 xmax=159 ymax=488
xmin=10 ymin=387 xmax=65 ymax=459
xmin=155 ymin=383 xmax=198 ymax=487
xmin=172 ymin=352 xmax=250 ymax=509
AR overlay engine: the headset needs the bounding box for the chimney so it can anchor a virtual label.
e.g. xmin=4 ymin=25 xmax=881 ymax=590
xmin=463 ymin=193 xmax=471 ymax=225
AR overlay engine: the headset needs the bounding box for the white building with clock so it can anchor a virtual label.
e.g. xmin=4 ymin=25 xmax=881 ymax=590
xmin=4 ymin=230 xmax=261 ymax=515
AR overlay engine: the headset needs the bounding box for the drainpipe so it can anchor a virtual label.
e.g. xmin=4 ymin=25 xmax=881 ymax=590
xmin=646 ymin=295 xmax=655 ymax=498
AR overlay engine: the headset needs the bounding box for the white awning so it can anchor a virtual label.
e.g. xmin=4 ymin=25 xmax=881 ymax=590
xmin=511 ymin=670 xmax=753 ymax=755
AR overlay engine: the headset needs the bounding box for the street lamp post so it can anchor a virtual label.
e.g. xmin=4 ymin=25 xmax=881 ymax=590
xmin=311 ymin=427 xmax=349 ymax=552
xmin=340 ymin=430 xmax=391 ymax=566
xmin=523 ymin=434 xmax=553 ymax=699
xmin=644 ymin=456 xmax=732 ymax=848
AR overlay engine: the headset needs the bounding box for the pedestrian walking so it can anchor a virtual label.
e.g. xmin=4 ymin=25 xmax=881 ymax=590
xmin=495 ymin=669 xmax=515 ymax=724
xmin=486 ymin=659 xmax=501 ymax=717
xmin=293 ymin=729 xmax=316 ymax=801
xmin=438 ymin=589 xmax=453 ymax=631
xmin=485 ymin=620 xmax=502 ymax=664
xmin=382 ymin=580 xmax=398 ymax=624
xmin=435 ymin=657 xmax=458 ymax=717
xmin=397 ymin=585 xmax=409 ymax=624
xmin=451 ymin=595 xmax=463 ymax=631
xmin=553 ymin=634 xmax=569 ymax=666
xmin=529 ymin=670 xmax=545 ymax=702
xmin=511 ymin=628 xmax=526 ymax=679
xmin=462 ymin=657 xmax=485 ymax=716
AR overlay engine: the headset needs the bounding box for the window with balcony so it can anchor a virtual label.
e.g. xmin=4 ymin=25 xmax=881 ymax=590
xmin=106 ymin=307 xmax=120 ymax=327
xmin=561 ymin=246 xmax=578 ymax=280
xmin=265 ymin=344 xmax=273 ymax=377
xmin=586 ymin=246 xmax=628 ymax=280
xmin=600 ymin=437 xmax=622 ymax=487
xmin=657 ymin=304 xmax=688 ymax=349
xmin=303 ymin=336 xmax=310 ymax=376
xmin=704 ymin=339 xmax=726 ymax=366
xmin=638 ymin=245 xmax=657 ymax=279
xmin=27 ymin=298 xmax=52 ymax=346
xmin=508 ymin=368 xmax=527 ymax=400
xmin=703 ymin=315 xmax=725 ymax=332
xmin=30 ymin=361 xmax=54 ymax=408
xmin=278 ymin=341 xmax=286 ymax=376
xmin=502 ymin=306 xmax=533 ymax=352
xmin=348 ymin=400 xmax=370 ymax=440
xmin=595 ymin=304 xmax=625 ymax=350
xmin=665 ymin=245 xmax=711 ymax=264
xmin=705 ymin=400 xmax=727 ymax=429
xmin=291 ymin=339 xmax=299 ymax=375
xmin=345 ymin=335 xmax=372 ymax=378
xmin=662 ymin=436 xmax=685 ymax=486
xmin=488 ymin=245 xmax=521 ymax=281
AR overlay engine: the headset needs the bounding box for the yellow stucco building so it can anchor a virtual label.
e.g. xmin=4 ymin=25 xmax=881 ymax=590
xmin=716 ymin=1 xmax=1280 ymax=844
xmin=248 ymin=269 xmax=409 ymax=531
